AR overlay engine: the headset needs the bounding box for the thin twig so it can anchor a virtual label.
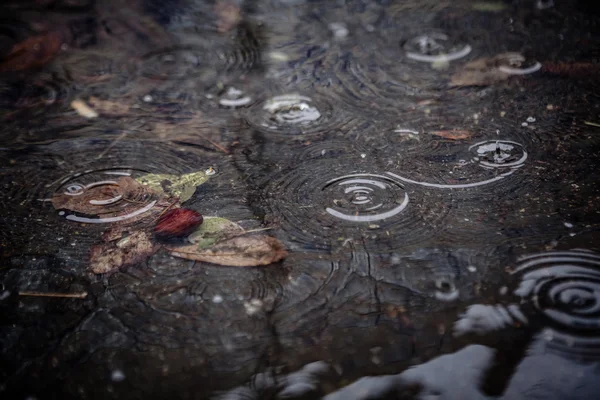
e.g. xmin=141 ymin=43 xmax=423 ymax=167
xmin=584 ymin=121 xmax=600 ymax=128
xmin=19 ymin=291 xmax=88 ymax=299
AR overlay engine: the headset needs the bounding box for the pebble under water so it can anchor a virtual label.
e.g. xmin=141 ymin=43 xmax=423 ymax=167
xmin=1 ymin=0 xmax=600 ymax=399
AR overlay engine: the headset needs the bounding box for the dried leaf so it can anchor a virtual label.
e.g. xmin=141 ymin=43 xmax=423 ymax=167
xmin=215 ymin=1 xmax=242 ymax=33
xmin=450 ymin=56 xmax=510 ymax=87
xmin=87 ymin=96 xmax=131 ymax=116
xmin=90 ymin=231 xmax=160 ymax=274
xmin=136 ymin=171 xmax=211 ymax=202
xmin=187 ymin=216 xmax=245 ymax=248
xmin=71 ymin=99 xmax=99 ymax=118
xmin=167 ymin=235 xmax=287 ymax=267
xmin=0 ymin=31 xmax=63 ymax=73
xmin=430 ymin=130 xmax=472 ymax=140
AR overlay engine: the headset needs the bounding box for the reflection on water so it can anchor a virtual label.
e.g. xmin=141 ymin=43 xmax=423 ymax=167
xmin=1 ymin=0 xmax=599 ymax=398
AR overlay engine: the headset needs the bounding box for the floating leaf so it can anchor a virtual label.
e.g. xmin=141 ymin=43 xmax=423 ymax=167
xmin=154 ymin=208 xmax=204 ymax=241
xmin=430 ymin=130 xmax=472 ymax=140
xmin=136 ymin=171 xmax=211 ymax=202
xmin=450 ymin=56 xmax=510 ymax=87
xmin=167 ymin=235 xmax=287 ymax=267
xmin=90 ymin=231 xmax=160 ymax=274
xmin=188 ymin=216 xmax=245 ymax=248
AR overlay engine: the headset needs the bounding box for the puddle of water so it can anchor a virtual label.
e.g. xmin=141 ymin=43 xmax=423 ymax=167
xmin=1 ymin=0 xmax=600 ymax=399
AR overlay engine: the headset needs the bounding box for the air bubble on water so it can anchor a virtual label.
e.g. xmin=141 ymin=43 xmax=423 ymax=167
xmin=467 ymin=265 xmax=477 ymax=273
xmin=143 ymin=95 xmax=153 ymax=103
xmin=564 ymin=222 xmax=574 ymax=228
xmin=111 ymin=370 xmax=125 ymax=382
xmin=0 ymin=290 xmax=10 ymax=301
xmin=205 ymin=167 xmax=217 ymax=176
xmin=434 ymin=278 xmax=459 ymax=302
xmin=58 ymin=211 xmax=65 ymax=216
xmin=521 ymin=122 xmax=528 ymax=127
xmin=212 ymin=294 xmax=224 ymax=303
xmin=244 ymin=299 xmax=263 ymax=315
xmin=263 ymin=94 xmax=321 ymax=125
xmin=329 ymin=22 xmax=349 ymax=39
xmin=526 ymin=116 xmax=536 ymax=123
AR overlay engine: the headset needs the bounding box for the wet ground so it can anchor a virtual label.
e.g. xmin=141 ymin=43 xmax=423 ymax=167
xmin=1 ymin=0 xmax=600 ymax=399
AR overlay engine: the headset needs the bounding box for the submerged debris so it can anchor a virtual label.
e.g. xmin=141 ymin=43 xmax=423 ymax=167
xmin=90 ymin=230 xmax=160 ymax=274
xmin=450 ymin=53 xmax=540 ymax=87
xmin=71 ymin=99 xmax=99 ymax=119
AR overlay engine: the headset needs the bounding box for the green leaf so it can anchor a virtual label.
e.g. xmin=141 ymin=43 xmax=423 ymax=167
xmin=135 ymin=170 xmax=211 ymax=202
xmin=187 ymin=217 xmax=245 ymax=249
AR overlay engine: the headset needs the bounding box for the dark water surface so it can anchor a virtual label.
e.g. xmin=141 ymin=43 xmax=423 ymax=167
xmin=1 ymin=0 xmax=600 ymax=399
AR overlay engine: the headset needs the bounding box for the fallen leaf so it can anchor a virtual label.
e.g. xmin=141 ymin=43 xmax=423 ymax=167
xmin=450 ymin=56 xmax=510 ymax=87
xmin=136 ymin=170 xmax=211 ymax=202
xmin=90 ymin=231 xmax=160 ymax=274
xmin=71 ymin=99 xmax=99 ymax=118
xmin=430 ymin=130 xmax=472 ymax=140
xmin=154 ymin=208 xmax=204 ymax=241
xmin=52 ymin=176 xmax=171 ymax=227
xmin=167 ymin=235 xmax=287 ymax=267
xmin=0 ymin=31 xmax=63 ymax=73
xmin=87 ymin=96 xmax=131 ymax=116
xmin=187 ymin=216 xmax=245 ymax=248
xmin=215 ymin=1 xmax=242 ymax=33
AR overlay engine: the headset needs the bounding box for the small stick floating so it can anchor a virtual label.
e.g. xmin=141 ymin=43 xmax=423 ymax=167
xmin=18 ymin=291 xmax=88 ymax=299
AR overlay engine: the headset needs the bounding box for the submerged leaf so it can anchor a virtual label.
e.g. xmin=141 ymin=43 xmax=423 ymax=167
xmin=450 ymin=56 xmax=510 ymax=87
xmin=90 ymin=231 xmax=160 ymax=274
xmin=0 ymin=31 xmax=63 ymax=73
xmin=430 ymin=130 xmax=472 ymax=140
xmin=187 ymin=216 xmax=245 ymax=248
xmin=167 ymin=235 xmax=287 ymax=267
xmin=136 ymin=171 xmax=211 ymax=202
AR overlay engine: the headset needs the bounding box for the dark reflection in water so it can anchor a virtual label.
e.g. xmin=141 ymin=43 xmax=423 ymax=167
xmin=0 ymin=0 xmax=600 ymax=399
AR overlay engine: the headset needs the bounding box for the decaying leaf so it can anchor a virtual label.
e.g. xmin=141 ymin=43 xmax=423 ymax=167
xmin=167 ymin=235 xmax=287 ymax=267
xmin=90 ymin=231 xmax=160 ymax=274
xmin=71 ymin=99 xmax=99 ymax=118
xmin=52 ymin=176 xmax=157 ymax=215
xmin=136 ymin=171 xmax=211 ymax=202
xmin=215 ymin=1 xmax=242 ymax=33
xmin=0 ymin=31 xmax=63 ymax=73
xmin=450 ymin=56 xmax=510 ymax=87
xmin=87 ymin=96 xmax=131 ymax=116
xmin=430 ymin=130 xmax=472 ymax=140
xmin=187 ymin=216 xmax=245 ymax=248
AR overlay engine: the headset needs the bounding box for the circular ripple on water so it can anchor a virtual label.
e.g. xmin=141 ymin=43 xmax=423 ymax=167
xmin=385 ymin=138 xmax=529 ymax=192
xmin=244 ymin=92 xmax=353 ymax=136
xmin=261 ymin=158 xmax=450 ymax=251
xmin=511 ymin=250 xmax=600 ymax=359
xmin=45 ymin=167 xmax=163 ymax=225
xmin=137 ymin=33 xmax=261 ymax=83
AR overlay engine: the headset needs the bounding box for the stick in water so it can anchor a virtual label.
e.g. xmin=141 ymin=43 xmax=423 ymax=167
xmin=19 ymin=291 xmax=88 ymax=299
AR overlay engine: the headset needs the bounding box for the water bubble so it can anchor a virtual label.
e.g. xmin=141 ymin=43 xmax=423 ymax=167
xmin=323 ymin=174 xmax=409 ymax=223
xmin=262 ymin=94 xmax=321 ymax=126
xmin=111 ymin=369 xmax=126 ymax=382
xmin=329 ymin=22 xmax=349 ymax=39
xmin=470 ymin=140 xmax=527 ymax=169
xmin=403 ymin=33 xmax=471 ymax=63
xmin=434 ymin=277 xmax=459 ymax=302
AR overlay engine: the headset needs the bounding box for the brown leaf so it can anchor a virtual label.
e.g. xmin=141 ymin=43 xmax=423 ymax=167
xmin=90 ymin=231 xmax=160 ymax=274
xmin=167 ymin=235 xmax=287 ymax=267
xmin=450 ymin=56 xmax=510 ymax=87
xmin=87 ymin=96 xmax=131 ymax=116
xmin=430 ymin=130 xmax=472 ymax=140
xmin=0 ymin=31 xmax=63 ymax=73
xmin=215 ymin=1 xmax=242 ymax=33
